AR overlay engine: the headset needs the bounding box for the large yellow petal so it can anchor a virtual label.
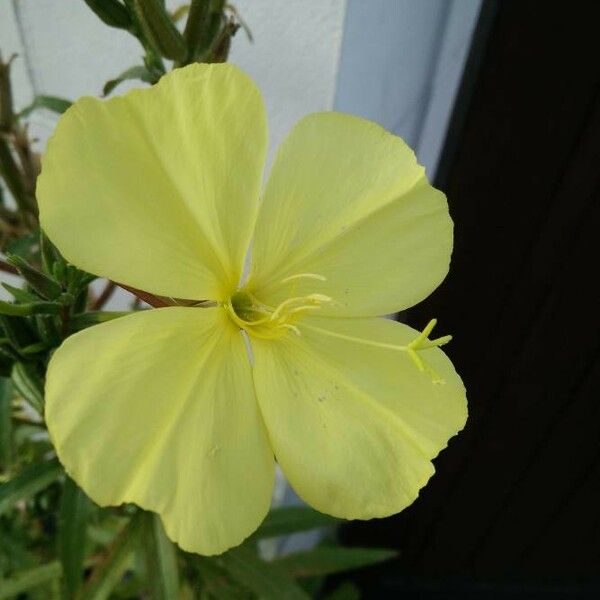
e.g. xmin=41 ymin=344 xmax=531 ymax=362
xmin=46 ymin=307 xmax=274 ymax=555
xmin=252 ymin=316 xmax=467 ymax=519
xmin=248 ymin=112 xmax=452 ymax=317
xmin=38 ymin=64 xmax=267 ymax=301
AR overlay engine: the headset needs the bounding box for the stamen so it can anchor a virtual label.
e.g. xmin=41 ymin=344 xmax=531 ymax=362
xmin=280 ymin=273 xmax=327 ymax=284
xmin=269 ymin=294 xmax=332 ymax=321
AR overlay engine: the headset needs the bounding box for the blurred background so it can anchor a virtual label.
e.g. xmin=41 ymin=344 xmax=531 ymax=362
xmin=2 ymin=0 xmax=599 ymax=597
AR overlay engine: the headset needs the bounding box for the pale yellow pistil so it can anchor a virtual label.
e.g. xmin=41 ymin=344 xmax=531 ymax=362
xmin=302 ymin=318 xmax=452 ymax=384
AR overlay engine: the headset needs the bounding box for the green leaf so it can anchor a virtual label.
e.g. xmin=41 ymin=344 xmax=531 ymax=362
xmin=5 ymin=231 xmax=40 ymax=260
xmin=274 ymin=546 xmax=397 ymax=579
xmin=1 ymin=282 xmax=39 ymax=303
xmin=0 ymin=299 xmax=62 ymax=317
xmin=192 ymin=557 xmax=247 ymax=600
xmin=0 ymin=561 xmax=62 ymax=599
xmin=35 ymin=314 xmax=62 ymax=347
xmin=253 ymin=506 xmax=339 ymax=540
xmin=323 ymin=582 xmax=361 ymax=600
xmin=214 ymin=545 xmax=309 ymax=600
xmin=0 ymin=377 xmax=12 ymax=472
xmin=80 ymin=512 xmax=144 ymax=600
xmin=0 ymin=314 xmax=36 ymax=349
xmin=141 ymin=513 xmax=180 ymax=599
xmin=40 ymin=231 xmax=67 ymax=277
xmin=69 ymin=311 xmax=130 ymax=332
xmin=17 ymin=95 xmax=72 ymax=119
xmin=11 ymin=361 xmax=44 ymax=414
xmin=130 ymin=0 xmax=188 ymax=61
xmin=103 ymin=65 xmax=155 ymax=96
xmin=6 ymin=254 xmax=63 ymax=300
xmin=58 ymin=477 xmax=92 ymax=598
xmin=0 ymin=458 xmax=62 ymax=515
xmin=19 ymin=341 xmax=48 ymax=355
xmin=83 ymin=0 xmax=132 ymax=30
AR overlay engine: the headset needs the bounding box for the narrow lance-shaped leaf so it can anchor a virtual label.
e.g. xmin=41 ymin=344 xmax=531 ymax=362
xmin=273 ymin=546 xmax=398 ymax=579
xmin=0 ymin=377 xmax=13 ymax=472
xmin=58 ymin=477 xmax=92 ymax=598
xmin=0 ymin=136 xmax=32 ymax=213
xmin=17 ymin=95 xmax=72 ymax=119
xmin=192 ymin=557 xmax=246 ymax=600
xmin=141 ymin=513 xmax=180 ymax=600
xmin=11 ymin=361 xmax=45 ymax=414
xmin=0 ymin=458 xmax=62 ymax=515
xmin=213 ymin=545 xmax=310 ymax=600
xmin=0 ymin=299 xmax=62 ymax=317
xmin=0 ymin=561 xmax=62 ymax=600
xmin=323 ymin=582 xmax=361 ymax=600
xmin=2 ymin=282 xmax=39 ymax=303
xmin=252 ymin=505 xmax=339 ymax=540
xmin=80 ymin=511 xmax=144 ymax=600
xmin=40 ymin=230 xmax=67 ymax=277
xmin=0 ymin=314 xmax=36 ymax=349
xmin=103 ymin=65 xmax=156 ymax=97
xmin=6 ymin=253 xmax=63 ymax=299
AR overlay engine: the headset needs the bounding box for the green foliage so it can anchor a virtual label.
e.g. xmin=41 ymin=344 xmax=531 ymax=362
xmin=273 ymin=546 xmax=397 ymax=579
xmin=253 ymin=506 xmax=340 ymax=540
xmin=17 ymin=95 xmax=72 ymax=120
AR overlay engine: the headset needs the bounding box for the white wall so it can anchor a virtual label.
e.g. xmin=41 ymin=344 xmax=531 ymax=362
xmin=335 ymin=0 xmax=482 ymax=177
xmin=1 ymin=0 xmax=346 ymax=157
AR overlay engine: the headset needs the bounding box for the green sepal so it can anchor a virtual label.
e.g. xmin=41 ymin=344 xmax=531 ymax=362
xmin=17 ymin=95 xmax=72 ymax=120
xmin=58 ymin=477 xmax=92 ymax=598
xmin=6 ymin=254 xmax=63 ymax=300
xmin=11 ymin=361 xmax=44 ymax=414
xmin=0 ymin=457 xmax=62 ymax=515
xmin=83 ymin=0 xmax=133 ymax=30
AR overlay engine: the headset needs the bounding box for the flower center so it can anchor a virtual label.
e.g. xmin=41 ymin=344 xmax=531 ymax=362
xmin=224 ymin=276 xmax=332 ymax=340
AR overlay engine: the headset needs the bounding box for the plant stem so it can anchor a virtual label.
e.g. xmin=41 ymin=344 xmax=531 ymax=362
xmin=90 ymin=280 xmax=116 ymax=310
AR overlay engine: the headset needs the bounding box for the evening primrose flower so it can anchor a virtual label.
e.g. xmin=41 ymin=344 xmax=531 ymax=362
xmin=37 ymin=64 xmax=467 ymax=555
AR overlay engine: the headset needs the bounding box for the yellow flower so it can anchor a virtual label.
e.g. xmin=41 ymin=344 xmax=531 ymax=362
xmin=37 ymin=64 xmax=467 ymax=555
